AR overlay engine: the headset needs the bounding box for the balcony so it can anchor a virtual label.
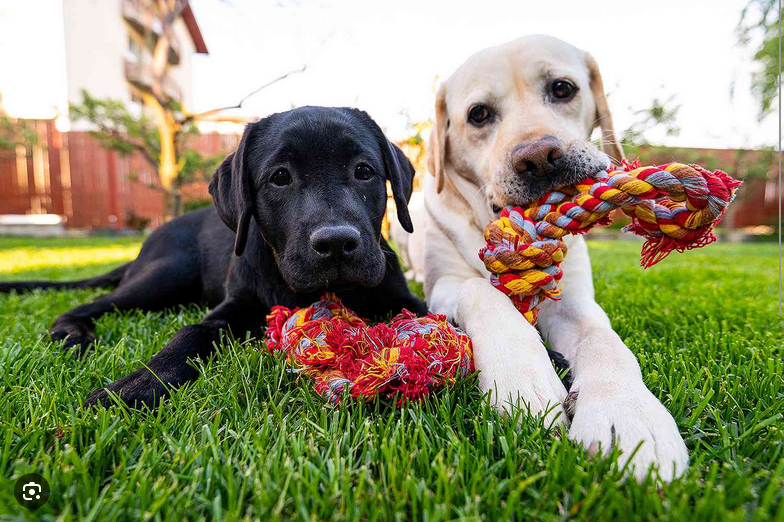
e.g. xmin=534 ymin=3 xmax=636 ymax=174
xmin=124 ymin=59 xmax=183 ymax=102
xmin=122 ymin=0 xmax=181 ymax=64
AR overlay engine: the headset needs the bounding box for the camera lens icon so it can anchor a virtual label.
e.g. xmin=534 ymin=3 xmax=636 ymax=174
xmin=22 ymin=482 xmax=42 ymax=500
xmin=14 ymin=473 xmax=50 ymax=510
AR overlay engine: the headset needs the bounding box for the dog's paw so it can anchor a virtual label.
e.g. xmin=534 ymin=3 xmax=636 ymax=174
xmin=50 ymin=322 xmax=95 ymax=352
xmin=84 ymin=368 xmax=168 ymax=410
xmin=568 ymin=378 xmax=688 ymax=482
xmin=456 ymin=278 xmax=568 ymax=429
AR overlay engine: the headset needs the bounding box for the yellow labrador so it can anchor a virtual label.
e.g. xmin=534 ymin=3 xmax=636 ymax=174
xmin=406 ymin=35 xmax=688 ymax=482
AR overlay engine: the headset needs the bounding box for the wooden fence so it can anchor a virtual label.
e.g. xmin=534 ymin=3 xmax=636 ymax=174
xmin=0 ymin=121 xmax=777 ymax=231
xmin=0 ymin=120 xmax=239 ymax=229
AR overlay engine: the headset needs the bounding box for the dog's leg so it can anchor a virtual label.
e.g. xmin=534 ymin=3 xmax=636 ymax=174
xmin=83 ymin=297 xmax=263 ymax=409
xmin=456 ymin=278 xmax=568 ymax=428
xmin=423 ymin=220 xmax=567 ymax=425
xmin=49 ymin=257 xmax=201 ymax=352
xmin=537 ymin=236 xmax=688 ymax=482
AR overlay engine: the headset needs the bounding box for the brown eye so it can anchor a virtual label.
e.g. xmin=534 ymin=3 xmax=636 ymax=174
xmin=270 ymin=168 xmax=292 ymax=186
xmin=355 ymin=164 xmax=375 ymax=181
xmin=468 ymin=104 xmax=492 ymax=126
xmin=551 ymin=80 xmax=577 ymax=100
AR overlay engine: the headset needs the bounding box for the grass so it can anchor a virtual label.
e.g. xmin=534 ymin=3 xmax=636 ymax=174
xmin=0 ymin=235 xmax=782 ymax=520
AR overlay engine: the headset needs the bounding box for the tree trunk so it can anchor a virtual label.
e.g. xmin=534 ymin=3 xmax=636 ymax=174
xmin=143 ymin=93 xmax=180 ymax=218
xmin=168 ymin=185 xmax=183 ymax=219
xmin=150 ymin=9 xmax=172 ymax=108
xmin=147 ymin=0 xmax=187 ymax=218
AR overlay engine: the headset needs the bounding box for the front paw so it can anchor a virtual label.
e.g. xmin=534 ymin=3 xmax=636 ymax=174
xmin=84 ymin=368 xmax=169 ymax=410
xmin=568 ymin=379 xmax=688 ymax=482
xmin=50 ymin=321 xmax=95 ymax=352
xmin=457 ymin=278 xmax=568 ymax=428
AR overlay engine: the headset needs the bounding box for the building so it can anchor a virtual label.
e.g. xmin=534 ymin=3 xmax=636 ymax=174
xmin=0 ymin=0 xmax=207 ymax=127
xmin=0 ymin=0 xmax=222 ymax=231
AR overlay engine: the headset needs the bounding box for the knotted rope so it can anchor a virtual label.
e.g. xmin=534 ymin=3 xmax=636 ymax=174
xmin=479 ymin=160 xmax=742 ymax=324
xmin=266 ymin=295 xmax=473 ymax=403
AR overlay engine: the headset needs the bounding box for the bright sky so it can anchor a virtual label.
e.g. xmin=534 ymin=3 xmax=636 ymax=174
xmin=188 ymin=0 xmax=778 ymax=150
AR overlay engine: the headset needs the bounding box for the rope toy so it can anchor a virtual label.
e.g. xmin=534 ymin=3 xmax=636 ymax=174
xmin=266 ymin=295 xmax=473 ymax=403
xmin=480 ymin=160 xmax=742 ymax=324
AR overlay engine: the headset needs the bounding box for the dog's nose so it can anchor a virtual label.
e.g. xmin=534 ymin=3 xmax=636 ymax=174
xmin=511 ymin=137 xmax=564 ymax=177
xmin=310 ymin=225 xmax=361 ymax=258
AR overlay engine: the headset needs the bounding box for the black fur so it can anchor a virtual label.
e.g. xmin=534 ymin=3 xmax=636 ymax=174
xmin=0 ymin=106 xmax=427 ymax=410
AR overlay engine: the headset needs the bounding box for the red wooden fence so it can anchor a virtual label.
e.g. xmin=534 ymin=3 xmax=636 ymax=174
xmin=0 ymin=121 xmax=777 ymax=231
xmin=0 ymin=120 xmax=239 ymax=229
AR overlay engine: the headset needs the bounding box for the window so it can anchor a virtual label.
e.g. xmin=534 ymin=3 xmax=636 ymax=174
xmin=128 ymin=36 xmax=142 ymax=63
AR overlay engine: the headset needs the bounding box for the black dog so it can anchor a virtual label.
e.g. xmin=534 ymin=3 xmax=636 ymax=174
xmin=1 ymin=106 xmax=428 ymax=408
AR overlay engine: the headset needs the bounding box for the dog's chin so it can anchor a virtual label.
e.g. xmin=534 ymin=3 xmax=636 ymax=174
xmin=491 ymin=182 xmax=552 ymax=209
xmin=491 ymin=176 xmax=566 ymax=209
xmin=280 ymin=259 xmax=386 ymax=295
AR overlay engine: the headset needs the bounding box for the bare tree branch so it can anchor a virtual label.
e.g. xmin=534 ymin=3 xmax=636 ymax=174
xmin=181 ymin=28 xmax=334 ymax=124
xmin=184 ymin=65 xmax=307 ymax=122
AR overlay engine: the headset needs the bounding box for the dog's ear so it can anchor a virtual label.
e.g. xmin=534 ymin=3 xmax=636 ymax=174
xmin=585 ymin=53 xmax=624 ymax=163
xmin=381 ymin=139 xmax=415 ymax=233
xmin=208 ymin=123 xmax=256 ymax=256
xmin=427 ymin=83 xmax=448 ymax=194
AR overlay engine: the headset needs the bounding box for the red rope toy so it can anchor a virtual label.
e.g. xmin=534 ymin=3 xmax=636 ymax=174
xmin=266 ymin=296 xmax=473 ymax=403
xmin=479 ymin=160 xmax=742 ymax=324
xmin=265 ymin=160 xmax=741 ymax=402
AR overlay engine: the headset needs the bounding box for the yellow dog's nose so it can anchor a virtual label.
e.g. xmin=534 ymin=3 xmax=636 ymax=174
xmin=512 ymin=137 xmax=564 ymax=177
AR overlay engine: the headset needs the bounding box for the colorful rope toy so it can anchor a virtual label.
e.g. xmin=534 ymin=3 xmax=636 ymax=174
xmin=480 ymin=160 xmax=742 ymax=324
xmin=266 ymin=295 xmax=473 ymax=403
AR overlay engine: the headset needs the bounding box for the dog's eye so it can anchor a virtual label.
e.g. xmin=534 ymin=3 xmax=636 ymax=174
xmin=551 ymin=80 xmax=577 ymax=101
xmin=467 ymin=104 xmax=492 ymax=126
xmin=354 ymin=164 xmax=375 ymax=181
xmin=269 ymin=168 xmax=292 ymax=186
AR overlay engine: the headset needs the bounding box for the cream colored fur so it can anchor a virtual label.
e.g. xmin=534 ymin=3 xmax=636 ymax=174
xmin=412 ymin=35 xmax=688 ymax=482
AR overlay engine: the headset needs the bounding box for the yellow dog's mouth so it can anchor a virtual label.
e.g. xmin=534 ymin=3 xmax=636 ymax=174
xmin=491 ymin=141 xmax=611 ymax=209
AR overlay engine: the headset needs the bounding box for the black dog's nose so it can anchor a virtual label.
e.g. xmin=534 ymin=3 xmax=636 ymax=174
xmin=310 ymin=226 xmax=361 ymax=257
xmin=512 ymin=137 xmax=564 ymax=177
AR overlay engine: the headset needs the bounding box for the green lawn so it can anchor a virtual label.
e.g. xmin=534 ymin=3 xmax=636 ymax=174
xmin=0 ymin=236 xmax=782 ymax=520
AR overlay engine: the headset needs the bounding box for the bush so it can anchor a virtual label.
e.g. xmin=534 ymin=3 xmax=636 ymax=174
xmin=183 ymin=199 xmax=213 ymax=213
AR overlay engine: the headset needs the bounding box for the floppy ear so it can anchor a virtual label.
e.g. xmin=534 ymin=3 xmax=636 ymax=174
xmin=382 ymin=139 xmax=415 ymax=233
xmin=585 ymin=53 xmax=625 ymax=163
xmin=427 ymin=83 xmax=448 ymax=193
xmin=208 ymin=123 xmax=256 ymax=256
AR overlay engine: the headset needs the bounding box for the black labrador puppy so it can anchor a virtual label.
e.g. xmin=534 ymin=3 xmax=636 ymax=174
xmin=1 ymin=106 xmax=428 ymax=409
